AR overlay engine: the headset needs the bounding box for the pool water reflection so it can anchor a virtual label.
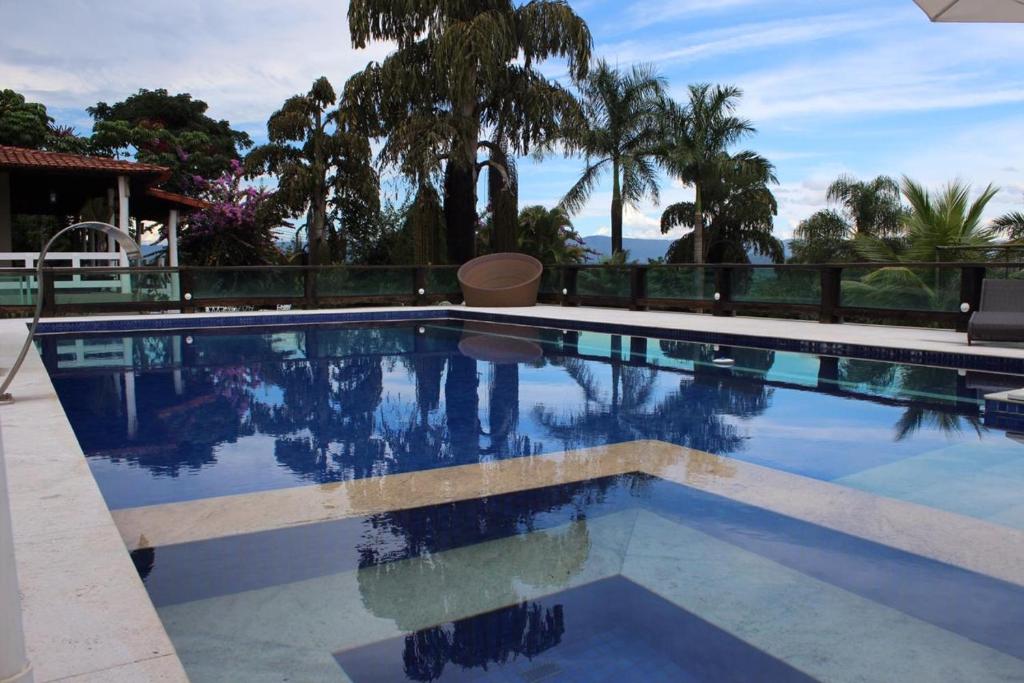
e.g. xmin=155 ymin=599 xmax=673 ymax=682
xmin=40 ymin=319 xmax=1024 ymax=527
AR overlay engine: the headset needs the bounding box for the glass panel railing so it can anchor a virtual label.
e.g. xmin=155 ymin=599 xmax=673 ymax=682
xmin=52 ymin=270 xmax=179 ymax=305
xmin=840 ymin=266 xmax=961 ymax=312
xmin=316 ymin=267 xmax=414 ymax=297
xmin=577 ymin=267 xmax=630 ymax=298
xmin=539 ymin=266 xmax=564 ymax=296
xmin=646 ymin=267 xmax=714 ymax=300
xmin=732 ymin=267 xmax=820 ymax=305
xmin=425 ymin=267 xmax=460 ymax=295
xmin=0 ymin=272 xmax=36 ymax=306
xmin=190 ymin=269 xmax=304 ymax=300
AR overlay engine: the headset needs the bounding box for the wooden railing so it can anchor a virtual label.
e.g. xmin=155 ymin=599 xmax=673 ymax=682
xmin=1 ymin=261 xmax=1021 ymax=331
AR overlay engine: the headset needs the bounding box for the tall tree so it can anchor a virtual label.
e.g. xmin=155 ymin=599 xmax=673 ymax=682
xmin=247 ymin=77 xmax=379 ymax=265
xmin=511 ymin=205 xmax=592 ymax=264
xmin=89 ymin=88 xmax=251 ymax=194
xmin=0 ymin=89 xmax=90 ymax=152
xmin=346 ymin=0 xmax=591 ymax=264
xmin=658 ymin=84 xmax=756 ymax=264
xmin=789 ymin=209 xmax=854 ymax=263
xmin=661 ymin=151 xmax=781 ymax=263
xmin=826 ymin=174 xmax=905 ymax=238
xmin=856 ymin=178 xmax=998 ymax=263
xmin=559 ymin=60 xmax=665 ymax=255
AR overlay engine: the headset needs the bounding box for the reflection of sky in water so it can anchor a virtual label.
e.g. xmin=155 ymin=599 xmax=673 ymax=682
xmin=41 ymin=320 xmax=1024 ymax=512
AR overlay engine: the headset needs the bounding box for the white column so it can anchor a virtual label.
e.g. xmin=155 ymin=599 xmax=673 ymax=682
xmin=117 ymin=176 xmax=130 ymax=240
xmin=0 ymin=171 xmax=12 ymax=254
xmin=0 ymin=424 xmax=34 ymax=683
xmin=167 ymin=209 xmax=179 ymax=268
xmin=168 ymin=209 xmax=180 ymax=301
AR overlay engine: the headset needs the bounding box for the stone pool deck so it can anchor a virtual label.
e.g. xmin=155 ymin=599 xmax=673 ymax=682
xmin=1 ymin=304 xmax=1023 ymax=682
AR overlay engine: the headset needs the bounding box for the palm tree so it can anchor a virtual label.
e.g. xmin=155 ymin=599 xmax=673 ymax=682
xmin=856 ymin=178 xmax=998 ymax=263
xmin=826 ymin=174 xmax=905 ymax=238
xmin=994 ymin=211 xmax=1024 ymax=242
xmin=247 ymin=77 xmax=379 ymax=265
xmin=848 ymin=178 xmax=999 ymax=308
xmin=658 ymin=84 xmax=756 ymax=264
xmin=346 ymin=0 xmax=591 ymax=264
xmin=661 ymin=151 xmax=782 ymax=263
xmin=559 ymin=60 xmax=666 ymax=255
xmin=789 ymin=209 xmax=855 ymax=263
xmin=514 ymin=205 xmax=592 ymax=264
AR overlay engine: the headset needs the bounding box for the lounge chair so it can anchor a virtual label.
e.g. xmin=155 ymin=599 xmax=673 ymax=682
xmin=458 ymin=253 xmax=542 ymax=307
xmin=967 ymin=279 xmax=1024 ymax=345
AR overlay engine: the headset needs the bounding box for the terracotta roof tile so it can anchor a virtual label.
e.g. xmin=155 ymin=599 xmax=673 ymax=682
xmin=0 ymin=144 xmax=169 ymax=177
xmin=145 ymin=187 xmax=209 ymax=211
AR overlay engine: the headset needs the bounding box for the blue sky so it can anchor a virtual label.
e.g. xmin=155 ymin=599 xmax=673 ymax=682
xmin=2 ymin=0 xmax=1024 ymax=242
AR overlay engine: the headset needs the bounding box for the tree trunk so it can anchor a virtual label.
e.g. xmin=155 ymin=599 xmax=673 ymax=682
xmin=411 ymin=184 xmax=442 ymax=264
xmin=488 ymin=143 xmax=517 ymax=254
xmin=693 ymin=182 xmax=704 ymax=264
xmin=445 ymin=97 xmax=480 ymax=265
xmin=611 ymin=158 xmax=623 ymax=255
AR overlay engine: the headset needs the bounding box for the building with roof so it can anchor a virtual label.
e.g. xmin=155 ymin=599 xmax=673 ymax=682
xmin=0 ymin=144 xmax=207 ymax=268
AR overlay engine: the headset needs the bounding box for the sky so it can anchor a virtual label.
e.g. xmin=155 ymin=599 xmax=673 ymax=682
xmin=2 ymin=0 xmax=1024 ymax=243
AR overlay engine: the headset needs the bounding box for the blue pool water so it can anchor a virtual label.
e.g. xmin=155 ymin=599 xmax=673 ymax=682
xmin=39 ymin=318 xmax=1024 ymax=681
xmin=43 ymin=319 xmax=1024 ymax=521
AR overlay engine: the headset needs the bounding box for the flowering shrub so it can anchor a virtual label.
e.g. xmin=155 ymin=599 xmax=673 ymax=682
xmin=171 ymin=160 xmax=283 ymax=266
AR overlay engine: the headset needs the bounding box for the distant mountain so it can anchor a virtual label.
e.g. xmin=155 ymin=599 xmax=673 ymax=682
xmin=580 ymin=235 xmax=792 ymax=264
xmin=580 ymin=235 xmax=673 ymax=263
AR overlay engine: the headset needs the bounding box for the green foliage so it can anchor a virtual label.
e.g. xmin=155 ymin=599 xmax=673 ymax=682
xmin=0 ymin=89 xmax=90 ymax=152
xmin=0 ymin=89 xmax=50 ymax=147
xmin=662 ymin=151 xmax=781 ymax=264
xmin=826 ymin=174 xmax=905 ymax=238
xmin=247 ymin=77 xmax=380 ymax=265
xmin=658 ymin=84 xmax=762 ymax=264
xmin=854 ymin=177 xmax=998 ymax=263
xmin=789 ymin=209 xmax=855 ymax=263
xmin=88 ymin=88 xmax=251 ymax=193
xmin=994 ymin=211 xmax=1024 ymax=242
xmin=345 ymin=0 xmax=591 ymax=263
xmin=559 ymin=60 xmax=665 ymax=255
xmin=488 ymin=205 xmax=591 ymax=264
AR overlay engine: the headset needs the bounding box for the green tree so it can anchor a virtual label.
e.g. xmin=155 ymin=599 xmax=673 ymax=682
xmin=0 ymin=89 xmax=51 ymax=148
xmin=346 ymin=0 xmax=591 ymax=264
xmin=658 ymin=84 xmax=757 ymax=264
xmin=789 ymin=209 xmax=855 ymax=263
xmin=512 ymin=205 xmax=592 ymax=264
xmin=827 ymin=174 xmax=905 ymax=238
xmin=247 ymin=77 xmax=379 ymax=265
xmin=559 ymin=60 xmax=665 ymax=256
xmin=0 ymin=89 xmax=90 ymax=152
xmin=994 ymin=211 xmax=1024 ymax=241
xmin=661 ymin=152 xmax=781 ymax=263
xmin=856 ymin=178 xmax=998 ymax=263
xmin=88 ymin=88 xmax=251 ymax=194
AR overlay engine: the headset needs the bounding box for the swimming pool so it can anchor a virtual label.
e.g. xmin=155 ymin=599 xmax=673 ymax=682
xmin=40 ymin=317 xmax=1024 ymax=681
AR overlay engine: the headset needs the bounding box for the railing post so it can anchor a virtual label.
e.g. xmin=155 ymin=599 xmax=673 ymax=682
xmin=40 ymin=266 xmax=56 ymax=318
xmin=819 ymin=266 xmax=842 ymax=324
xmin=629 ymin=265 xmax=647 ymax=311
xmin=414 ymin=266 xmax=428 ymax=306
xmin=179 ymin=268 xmax=195 ymax=313
xmin=958 ymin=265 xmax=986 ymax=332
xmin=561 ymin=266 xmax=578 ymax=307
xmin=303 ymin=265 xmax=317 ymax=310
xmin=712 ymin=266 xmax=731 ymax=317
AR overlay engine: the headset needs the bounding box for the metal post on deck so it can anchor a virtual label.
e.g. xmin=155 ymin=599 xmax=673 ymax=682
xmin=0 ymin=425 xmax=34 ymax=683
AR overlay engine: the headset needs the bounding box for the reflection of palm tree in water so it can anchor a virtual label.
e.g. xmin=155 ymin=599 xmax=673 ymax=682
xmin=839 ymin=359 xmax=983 ymax=441
xmin=539 ymin=338 xmax=773 ymax=454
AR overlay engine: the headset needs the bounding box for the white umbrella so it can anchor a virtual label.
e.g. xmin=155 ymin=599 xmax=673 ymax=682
xmin=915 ymin=0 xmax=1024 ymax=22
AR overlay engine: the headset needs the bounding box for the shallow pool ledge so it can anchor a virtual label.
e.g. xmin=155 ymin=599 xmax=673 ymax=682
xmin=0 ymin=319 xmax=187 ymax=682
